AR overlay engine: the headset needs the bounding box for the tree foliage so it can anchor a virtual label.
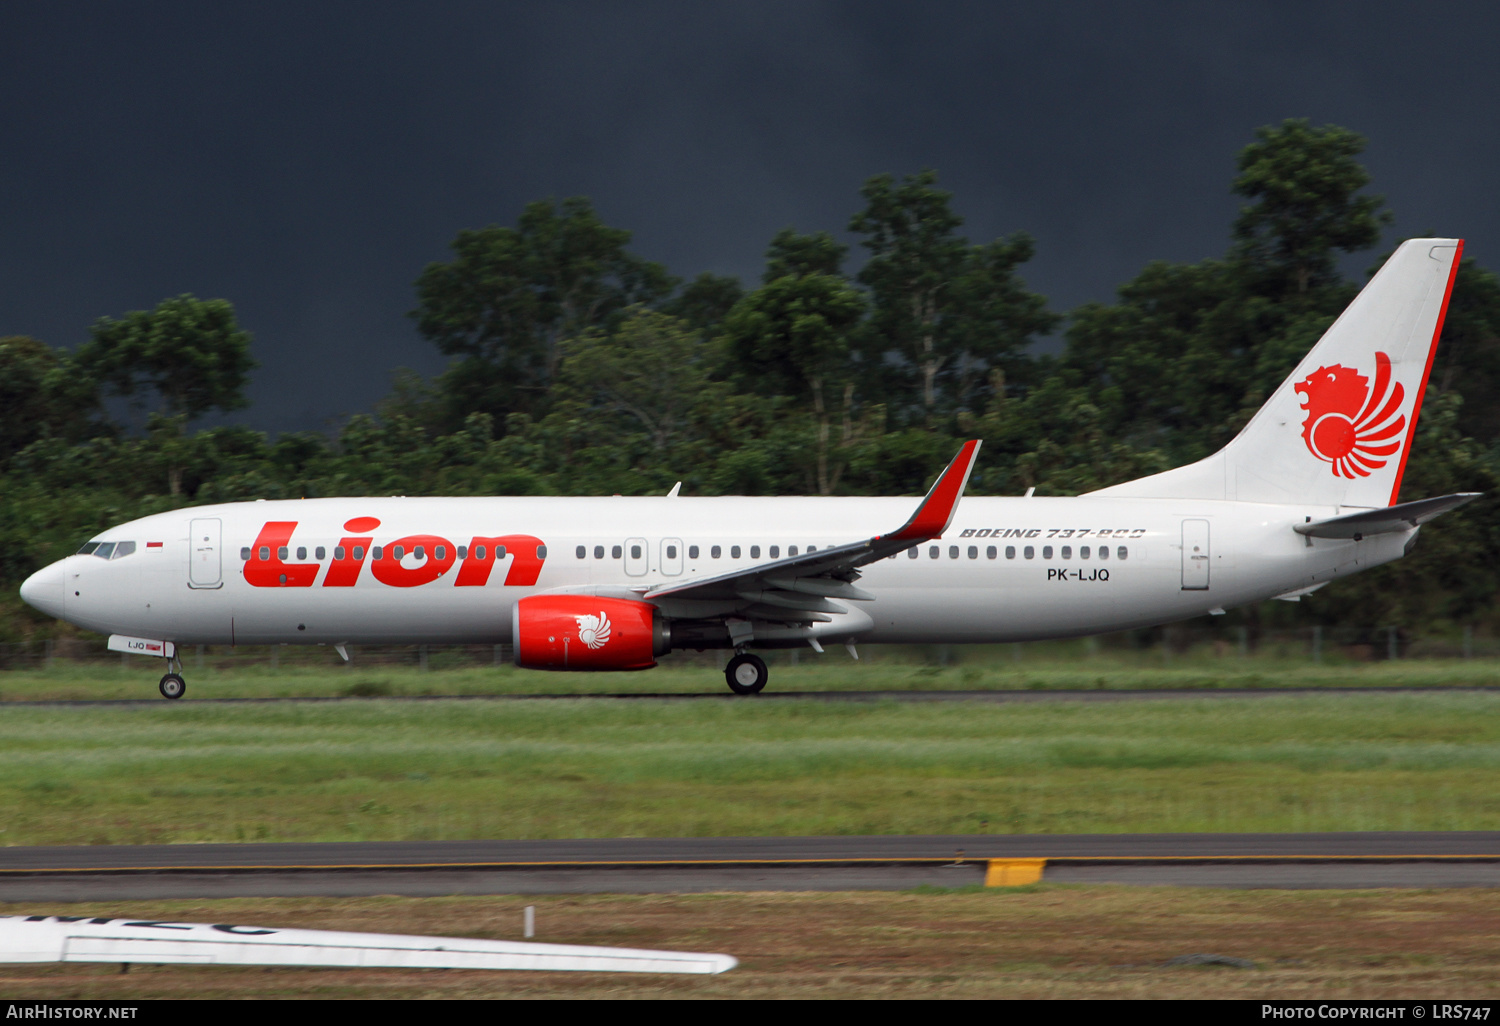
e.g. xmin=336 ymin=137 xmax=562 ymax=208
xmin=6 ymin=123 xmax=1500 ymax=644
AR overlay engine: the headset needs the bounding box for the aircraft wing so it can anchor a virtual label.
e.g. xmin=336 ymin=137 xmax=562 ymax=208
xmin=1294 ymin=492 xmax=1481 ymax=539
xmin=644 ymin=441 xmax=980 ymax=623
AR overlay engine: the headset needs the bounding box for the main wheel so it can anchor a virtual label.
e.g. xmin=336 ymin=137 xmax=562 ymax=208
xmin=158 ymin=673 xmax=186 ymax=700
xmin=725 ymin=653 xmax=768 ymax=695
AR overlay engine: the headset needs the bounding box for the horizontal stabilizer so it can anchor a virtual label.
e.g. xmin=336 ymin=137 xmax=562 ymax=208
xmin=1294 ymin=493 xmax=1481 ymax=539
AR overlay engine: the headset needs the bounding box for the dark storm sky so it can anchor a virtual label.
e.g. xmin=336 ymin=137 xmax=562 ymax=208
xmin=2 ymin=1 xmax=1496 ymax=433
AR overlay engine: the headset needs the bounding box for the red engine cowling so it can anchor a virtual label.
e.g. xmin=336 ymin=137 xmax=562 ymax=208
xmin=512 ymin=595 xmax=668 ymax=671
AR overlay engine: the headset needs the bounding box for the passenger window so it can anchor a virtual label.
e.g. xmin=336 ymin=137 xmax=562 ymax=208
xmin=297 ymin=547 xmax=307 ymax=561
xmin=769 ymin=546 xmax=780 ymax=558
xmin=258 ymin=546 xmax=270 ymax=561
xmin=630 ymin=544 xmax=642 ymax=559
xmin=372 ymin=546 xmax=383 ymax=560
xmin=594 ymin=546 xmax=604 ymax=559
xmin=241 ymin=547 xmax=252 ymax=561
xmin=353 ymin=546 xmax=365 ymax=560
xmin=392 ymin=546 xmax=405 ymax=560
xmin=416 ymin=545 xmax=427 ymax=560
xmin=788 ymin=545 xmax=798 ymax=557
xmin=1061 ymin=546 xmax=1071 ymax=559
xmin=316 ymin=546 xmax=326 ymax=560
xmin=334 ymin=546 xmax=346 ymax=560
xmin=536 ymin=545 xmax=547 ymax=559
xmin=112 ymin=541 xmax=136 ymax=559
xmin=688 ymin=545 xmax=699 ymax=559
xmin=987 ymin=546 xmax=997 ymax=559
xmin=278 ymin=547 xmax=289 ymax=560
xmin=475 ymin=545 xmax=487 ymax=560
xmin=807 ymin=545 xmax=817 ymax=553
xmin=1098 ymin=546 xmax=1108 ymax=560
xmin=926 ymin=546 xmax=936 ymax=559
xmin=666 ymin=545 xmax=677 ymax=559
xmin=496 ymin=546 xmax=507 ymax=559
xmin=576 ymin=545 xmax=586 ymax=559
xmin=711 ymin=545 xmax=721 ymax=559
xmin=435 ymin=546 xmax=445 ymax=560
xmin=458 ymin=546 xmax=468 ymax=559
xmin=611 ymin=545 xmax=622 ymax=559
xmin=1042 ymin=546 xmax=1053 ymax=559
xmin=1024 ymin=545 xmax=1035 ymax=559
xmin=1118 ymin=546 xmax=1128 ymax=560
xmin=1080 ymin=546 xmax=1089 ymax=559
xmin=750 ymin=545 xmax=761 ymax=558
xmin=969 ymin=546 xmax=979 ymax=559
xmin=731 ymin=545 xmax=741 ymax=558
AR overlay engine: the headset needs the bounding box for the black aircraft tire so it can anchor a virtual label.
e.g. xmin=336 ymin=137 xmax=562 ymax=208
xmin=725 ymin=654 xmax=769 ymax=695
xmin=159 ymin=673 xmax=186 ymax=700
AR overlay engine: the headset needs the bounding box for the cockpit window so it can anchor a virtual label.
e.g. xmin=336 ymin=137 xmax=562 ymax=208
xmin=76 ymin=542 xmax=100 ymax=556
xmin=111 ymin=541 xmax=136 ymax=559
xmin=92 ymin=542 xmax=116 ymax=560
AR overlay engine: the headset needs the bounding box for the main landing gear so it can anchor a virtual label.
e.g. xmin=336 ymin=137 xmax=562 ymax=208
xmin=158 ymin=672 xmax=186 ymax=700
xmin=725 ymin=653 xmax=768 ymax=695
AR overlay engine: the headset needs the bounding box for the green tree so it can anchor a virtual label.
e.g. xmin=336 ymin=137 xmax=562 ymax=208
xmin=1430 ymin=258 xmax=1500 ymax=447
xmin=1232 ymin=119 xmax=1391 ymax=294
xmin=724 ymin=261 xmax=866 ymax=494
xmin=75 ymin=296 xmax=256 ymax=495
xmin=661 ymin=272 xmax=745 ymax=338
xmin=0 ymin=336 xmax=102 ymax=465
xmin=850 ymin=171 xmax=1056 ymax=420
xmin=556 ymin=308 xmax=724 ymax=457
xmin=412 ymin=198 xmax=673 ymax=426
xmin=78 ymin=295 xmax=256 ymax=423
xmin=850 ymin=170 xmax=967 ymax=419
xmin=763 ymin=228 xmax=847 ymax=282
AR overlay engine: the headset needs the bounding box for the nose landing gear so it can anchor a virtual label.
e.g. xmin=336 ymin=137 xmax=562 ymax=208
xmin=724 ymin=653 xmax=768 ymax=695
xmin=158 ymin=673 xmax=186 ymax=700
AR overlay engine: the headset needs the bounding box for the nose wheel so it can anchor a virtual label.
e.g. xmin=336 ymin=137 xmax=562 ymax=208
xmin=158 ymin=673 xmax=186 ymax=700
xmin=725 ymin=653 xmax=768 ymax=695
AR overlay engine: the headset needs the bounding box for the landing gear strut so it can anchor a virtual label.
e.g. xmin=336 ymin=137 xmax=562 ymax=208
xmin=158 ymin=673 xmax=186 ymax=700
xmin=725 ymin=653 xmax=768 ymax=695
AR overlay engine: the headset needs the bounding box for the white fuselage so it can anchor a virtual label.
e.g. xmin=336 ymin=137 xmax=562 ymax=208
xmin=26 ymin=494 xmax=1409 ymax=648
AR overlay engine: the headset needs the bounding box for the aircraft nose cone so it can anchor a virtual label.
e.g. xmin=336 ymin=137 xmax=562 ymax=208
xmin=19 ymin=561 xmax=66 ymax=619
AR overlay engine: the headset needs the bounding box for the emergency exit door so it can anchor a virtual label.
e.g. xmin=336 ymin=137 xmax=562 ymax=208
xmin=188 ymin=518 xmax=222 ymax=589
xmin=1181 ymin=519 xmax=1210 ymax=590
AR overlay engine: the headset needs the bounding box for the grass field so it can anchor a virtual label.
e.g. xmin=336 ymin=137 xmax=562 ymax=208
xmin=3 ymin=888 xmax=1499 ymax=998
xmin=1 ymin=647 xmax=1499 ymax=702
xmin=3 ymin=690 xmax=1500 ymax=844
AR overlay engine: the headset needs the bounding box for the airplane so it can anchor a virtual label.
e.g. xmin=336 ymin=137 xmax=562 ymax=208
xmin=19 ymin=238 xmax=1479 ymax=699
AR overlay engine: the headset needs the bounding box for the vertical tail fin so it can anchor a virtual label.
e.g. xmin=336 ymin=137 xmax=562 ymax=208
xmin=1090 ymin=238 xmax=1463 ymax=507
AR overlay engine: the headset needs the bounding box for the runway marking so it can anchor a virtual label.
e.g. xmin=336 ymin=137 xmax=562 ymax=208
xmin=11 ymin=853 xmax=1500 ymax=875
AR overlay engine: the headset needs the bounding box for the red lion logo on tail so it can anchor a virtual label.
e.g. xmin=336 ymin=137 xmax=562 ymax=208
xmin=1294 ymin=351 xmax=1405 ymax=479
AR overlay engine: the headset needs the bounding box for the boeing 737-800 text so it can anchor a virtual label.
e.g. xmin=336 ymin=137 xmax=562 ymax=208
xmin=20 ymin=239 xmax=1479 ymax=697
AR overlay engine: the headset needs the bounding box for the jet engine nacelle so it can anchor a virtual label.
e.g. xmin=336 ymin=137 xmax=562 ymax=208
xmin=512 ymin=595 xmax=669 ymax=671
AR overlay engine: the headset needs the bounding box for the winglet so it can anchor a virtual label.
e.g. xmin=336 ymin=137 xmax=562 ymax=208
xmin=880 ymin=440 xmax=982 ymax=544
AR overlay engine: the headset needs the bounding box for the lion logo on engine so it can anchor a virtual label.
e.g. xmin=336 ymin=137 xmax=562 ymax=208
xmin=1293 ymin=351 xmax=1406 ymax=479
xmin=574 ymin=612 xmax=612 ymax=650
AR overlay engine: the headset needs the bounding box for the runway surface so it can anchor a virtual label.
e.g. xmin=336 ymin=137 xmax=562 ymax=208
xmin=3 ymin=833 xmax=1498 ymax=900
xmin=5 ymin=686 xmax=1498 ymax=708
